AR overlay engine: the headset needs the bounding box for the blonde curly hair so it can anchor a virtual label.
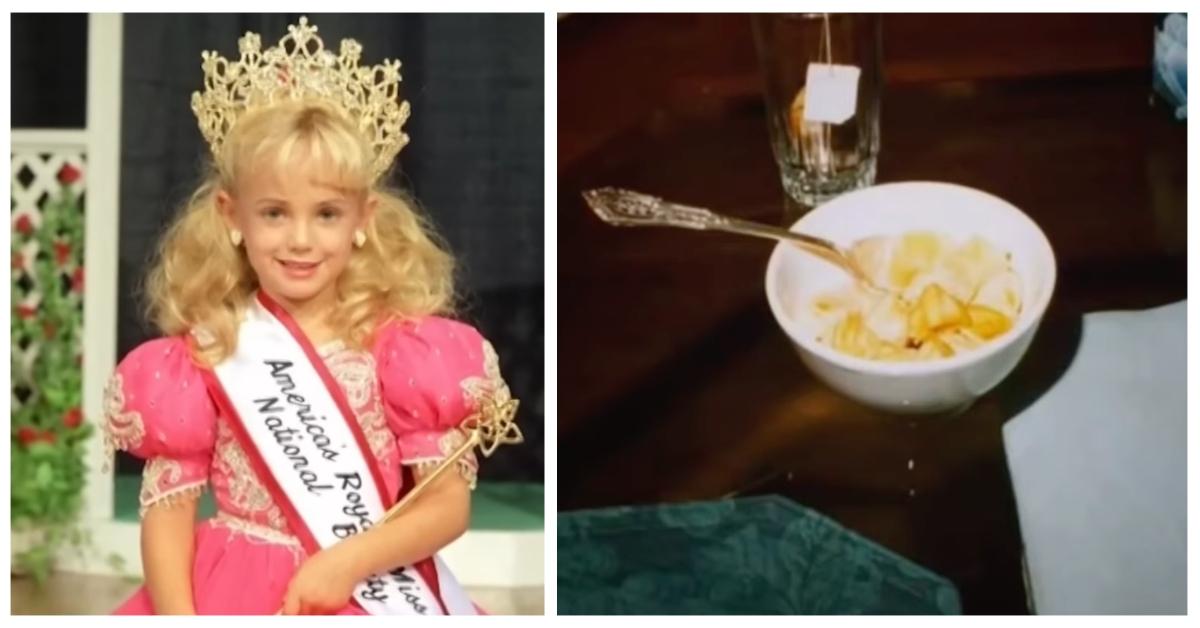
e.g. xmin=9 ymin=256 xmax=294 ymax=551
xmin=144 ymin=101 xmax=455 ymax=366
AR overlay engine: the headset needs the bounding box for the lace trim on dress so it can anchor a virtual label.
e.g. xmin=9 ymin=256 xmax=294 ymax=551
xmin=140 ymin=480 xmax=206 ymax=518
xmin=102 ymin=373 xmax=145 ymax=471
xmin=403 ymin=429 xmax=480 ymax=490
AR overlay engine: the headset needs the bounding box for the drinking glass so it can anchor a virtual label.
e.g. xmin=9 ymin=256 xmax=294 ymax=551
xmin=752 ymin=13 xmax=883 ymax=212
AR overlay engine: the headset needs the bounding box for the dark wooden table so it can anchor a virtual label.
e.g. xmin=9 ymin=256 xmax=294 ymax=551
xmin=557 ymin=14 xmax=1186 ymax=614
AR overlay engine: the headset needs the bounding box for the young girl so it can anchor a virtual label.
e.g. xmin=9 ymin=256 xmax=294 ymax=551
xmin=103 ymin=18 xmax=518 ymax=615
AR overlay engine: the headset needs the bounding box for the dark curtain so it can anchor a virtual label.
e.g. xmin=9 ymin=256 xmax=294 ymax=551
xmin=113 ymin=14 xmax=544 ymax=482
xmin=11 ymin=14 xmax=88 ymax=128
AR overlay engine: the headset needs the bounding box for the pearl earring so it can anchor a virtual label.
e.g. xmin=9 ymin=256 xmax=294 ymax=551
xmin=353 ymin=230 xmax=366 ymax=248
xmin=230 ymin=229 xmax=242 ymax=246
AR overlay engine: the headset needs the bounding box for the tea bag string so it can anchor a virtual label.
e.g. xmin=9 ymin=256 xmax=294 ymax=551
xmin=822 ymin=12 xmax=833 ymax=67
xmin=817 ymin=12 xmax=834 ymax=173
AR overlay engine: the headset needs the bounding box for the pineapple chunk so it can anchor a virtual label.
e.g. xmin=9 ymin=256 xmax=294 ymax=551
xmin=908 ymin=283 xmax=969 ymax=342
xmin=847 ymin=235 xmax=894 ymax=291
xmin=942 ymin=236 xmax=1009 ymax=297
xmin=967 ymin=304 xmax=1013 ymax=340
xmin=888 ymin=231 xmax=946 ymax=290
xmin=833 ymin=312 xmax=892 ymax=359
xmin=862 ymin=293 xmax=909 ymax=345
xmin=942 ymin=327 xmax=985 ymax=353
xmin=974 ymin=270 xmax=1023 ymax=319
xmin=927 ymin=335 xmax=955 ymax=358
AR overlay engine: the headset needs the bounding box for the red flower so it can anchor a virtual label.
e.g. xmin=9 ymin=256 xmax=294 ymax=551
xmin=12 ymin=252 xmax=24 ymax=270
xmin=17 ymin=304 xmax=37 ymax=320
xmin=58 ymin=163 xmax=82 ymax=185
xmin=71 ymin=268 xmax=85 ymax=294
xmin=54 ymin=241 xmax=72 ymax=267
xmin=62 ymin=407 xmax=83 ymax=429
xmin=15 ymin=215 xmax=34 ymax=235
xmin=43 ymin=322 xmax=57 ymax=339
xmin=17 ymin=426 xmax=39 ymax=446
xmin=39 ymin=431 xmax=57 ymax=445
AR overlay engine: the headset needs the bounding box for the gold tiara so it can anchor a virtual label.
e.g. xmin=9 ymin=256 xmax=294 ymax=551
xmin=190 ymin=16 xmax=410 ymax=181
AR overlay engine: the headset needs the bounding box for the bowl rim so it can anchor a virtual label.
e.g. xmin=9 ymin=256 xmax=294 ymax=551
xmin=764 ymin=180 xmax=1058 ymax=377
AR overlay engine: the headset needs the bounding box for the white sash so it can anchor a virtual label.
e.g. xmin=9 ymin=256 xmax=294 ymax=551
xmin=203 ymin=293 xmax=477 ymax=615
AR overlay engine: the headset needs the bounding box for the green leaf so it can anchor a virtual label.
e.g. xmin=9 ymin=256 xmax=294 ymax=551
xmin=41 ymin=388 xmax=66 ymax=407
xmin=33 ymin=462 xmax=56 ymax=488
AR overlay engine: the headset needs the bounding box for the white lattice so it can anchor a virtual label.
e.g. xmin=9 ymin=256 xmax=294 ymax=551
xmin=12 ymin=149 xmax=86 ymax=225
xmin=11 ymin=146 xmax=87 ymax=412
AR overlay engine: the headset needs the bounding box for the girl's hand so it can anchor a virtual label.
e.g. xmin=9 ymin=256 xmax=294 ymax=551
xmin=281 ymin=545 xmax=360 ymax=615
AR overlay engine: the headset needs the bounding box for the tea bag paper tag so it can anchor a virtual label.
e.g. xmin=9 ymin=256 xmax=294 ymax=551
xmin=803 ymin=63 xmax=860 ymax=124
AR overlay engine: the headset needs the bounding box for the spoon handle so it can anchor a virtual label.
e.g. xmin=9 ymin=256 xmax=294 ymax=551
xmin=582 ymin=187 xmax=729 ymax=230
xmin=718 ymin=217 xmax=844 ymax=261
xmin=583 ymin=187 xmax=850 ymax=269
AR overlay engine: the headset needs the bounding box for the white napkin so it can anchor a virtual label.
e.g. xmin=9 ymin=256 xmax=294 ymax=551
xmin=1002 ymin=300 xmax=1186 ymax=614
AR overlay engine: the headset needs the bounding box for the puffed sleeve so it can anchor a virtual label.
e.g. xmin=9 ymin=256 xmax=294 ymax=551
xmin=103 ymin=337 xmax=218 ymax=516
xmin=374 ymin=317 xmax=517 ymax=490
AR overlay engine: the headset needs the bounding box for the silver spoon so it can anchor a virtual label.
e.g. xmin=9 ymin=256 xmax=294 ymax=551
xmin=582 ymin=187 xmax=886 ymax=292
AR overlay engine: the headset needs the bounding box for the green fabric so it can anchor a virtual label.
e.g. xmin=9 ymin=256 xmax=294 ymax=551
xmin=113 ymin=474 xmax=543 ymax=531
xmin=467 ymin=481 xmax=544 ymax=531
xmin=558 ymin=495 xmax=961 ymax=615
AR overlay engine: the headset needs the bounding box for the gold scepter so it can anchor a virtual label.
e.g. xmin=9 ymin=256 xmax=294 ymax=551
xmin=381 ymin=393 xmax=523 ymax=522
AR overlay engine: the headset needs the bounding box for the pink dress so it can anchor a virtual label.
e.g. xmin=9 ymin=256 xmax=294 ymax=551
xmin=103 ymin=316 xmax=508 ymax=615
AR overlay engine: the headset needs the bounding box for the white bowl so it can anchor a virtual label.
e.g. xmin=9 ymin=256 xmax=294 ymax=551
xmin=764 ymin=181 xmax=1057 ymax=415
